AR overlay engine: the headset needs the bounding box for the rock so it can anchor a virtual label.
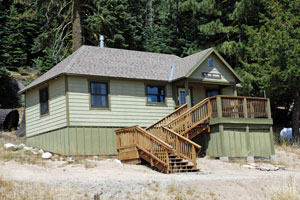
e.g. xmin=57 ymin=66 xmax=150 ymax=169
xmin=259 ymin=164 xmax=279 ymax=171
xmin=4 ymin=143 xmax=17 ymax=151
xmin=66 ymin=156 xmax=74 ymax=163
xmin=42 ymin=152 xmax=52 ymax=159
xmin=242 ymin=164 xmax=257 ymax=169
xmin=24 ymin=146 xmax=33 ymax=151
xmin=18 ymin=144 xmax=26 ymax=149
xmin=38 ymin=149 xmax=44 ymax=154
xmin=114 ymin=159 xmax=122 ymax=164
xmin=31 ymin=148 xmax=38 ymax=155
xmin=276 ymin=165 xmax=286 ymax=170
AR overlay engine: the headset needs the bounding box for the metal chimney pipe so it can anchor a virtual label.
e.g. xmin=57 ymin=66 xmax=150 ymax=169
xmin=100 ymin=35 xmax=104 ymax=48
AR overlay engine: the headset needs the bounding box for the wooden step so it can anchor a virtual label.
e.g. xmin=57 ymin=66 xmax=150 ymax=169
xmin=169 ymin=161 xmax=189 ymax=165
xmin=169 ymin=157 xmax=183 ymax=161
xmin=169 ymin=168 xmax=199 ymax=173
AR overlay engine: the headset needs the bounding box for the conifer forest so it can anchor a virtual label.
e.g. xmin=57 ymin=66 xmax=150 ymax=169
xmin=0 ymin=0 xmax=299 ymax=137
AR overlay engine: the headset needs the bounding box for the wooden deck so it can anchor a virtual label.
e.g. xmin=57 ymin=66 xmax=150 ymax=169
xmin=115 ymin=95 xmax=271 ymax=173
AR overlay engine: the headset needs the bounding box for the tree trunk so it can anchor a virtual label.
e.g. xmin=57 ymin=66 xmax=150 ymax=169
xmin=72 ymin=0 xmax=82 ymax=52
xmin=292 ymin=89 xmax=300 ymax=141
xmin=146 ymin=0 xmax=153 ymax=27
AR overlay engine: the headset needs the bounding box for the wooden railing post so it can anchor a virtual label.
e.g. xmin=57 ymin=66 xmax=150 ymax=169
xmin=192 ymin=145 xmax=196 ymax=168
xmin=166 ymin=151 xmax=170 ymax=174
xmin=134 ymin=129 xmax=138 ymax=144
xmin=185 ymin=114 xmax=189 ymax=131
xmin=161 ymin=127 xmax=166 ymax=142
xmin=208 ymin=100 xmax=212 ymax=120
xmin=176 ymin=136 xmax=180 ymax=156
xmin=243 ymin=97 xmax=248 ymax=119
xmin=267 ymin=98 xmax=272 ymax=119
xmin=216 ymin=96 xmax=223 ymax=118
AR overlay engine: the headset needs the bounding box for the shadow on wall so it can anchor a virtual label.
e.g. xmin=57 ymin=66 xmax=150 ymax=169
xmin=192 ymin=133 xmax=211 ymax=157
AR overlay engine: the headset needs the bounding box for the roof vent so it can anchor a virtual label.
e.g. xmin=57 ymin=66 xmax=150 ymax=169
xmin=99 ymin=35 xmax=104 ymax=48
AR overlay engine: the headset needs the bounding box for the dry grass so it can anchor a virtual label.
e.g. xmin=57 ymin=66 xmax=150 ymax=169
xmin=271 ymin=176 xmax=300 ymax=200
xmin=0 ymin=176 xmax=90 ymax=200
xmin=275 ymin=140 xmax=300 ymax=171
xmin=84 ymin=161 xmax=97 ymax=169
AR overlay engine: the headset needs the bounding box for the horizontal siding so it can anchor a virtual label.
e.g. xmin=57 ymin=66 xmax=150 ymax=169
xmin=68 ymin=77 xmax=175 ymax=127
xmin=25 ymin=76 xmax=67 ymax=136
xmin=190 ymin=54 xmax=236 ymax=83
xmin=221 ymin=86 xmax=235 ymax=96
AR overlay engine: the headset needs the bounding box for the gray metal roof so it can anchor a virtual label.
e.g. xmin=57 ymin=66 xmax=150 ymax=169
xmin=20 ymin=45 xmax=222 ymax=93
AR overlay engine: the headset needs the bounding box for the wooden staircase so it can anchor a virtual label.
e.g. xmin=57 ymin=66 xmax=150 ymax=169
xmin=115 ymin=98 xmax=212 ymax=173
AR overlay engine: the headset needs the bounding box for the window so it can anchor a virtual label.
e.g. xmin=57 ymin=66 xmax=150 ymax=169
xmin=39 ymin=87 xmax=49 ymax=115
xmin=90 ymin=82 xmax=108 ymax=108
xmin=208 ymin=58 xmax=214 ymax=67
xmin=146 ymin=85 xmax=165 ymax=104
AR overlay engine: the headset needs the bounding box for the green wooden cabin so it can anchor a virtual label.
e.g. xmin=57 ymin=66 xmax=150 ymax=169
xmin=20 ymin=46 xmax=275 ymax=158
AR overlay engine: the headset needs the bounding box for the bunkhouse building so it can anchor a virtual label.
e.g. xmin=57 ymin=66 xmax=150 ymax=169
xmin=20 ymin=45 xmax=275 ymax=173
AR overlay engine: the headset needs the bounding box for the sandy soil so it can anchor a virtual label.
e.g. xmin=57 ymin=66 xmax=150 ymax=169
xmin=1 ymin=155 xmax=300 ymax=200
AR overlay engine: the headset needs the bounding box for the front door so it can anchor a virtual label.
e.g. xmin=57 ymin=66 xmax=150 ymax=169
xmin=207 ymin=89 xmax=220 ymax=97
xmin=178 ymin=88 xmax=191 ymax=106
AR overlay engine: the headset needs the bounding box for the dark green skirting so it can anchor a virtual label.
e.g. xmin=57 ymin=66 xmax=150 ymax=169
xmin=26 ymin=126 xmax=119 ymax=155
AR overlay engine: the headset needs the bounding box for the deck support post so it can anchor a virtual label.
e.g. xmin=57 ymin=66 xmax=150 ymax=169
xmin=216 ymin=96 xmax=222 ymax=118
xmin=243 ymin=98 xmax=248 ymax=119
xmin=184 ymin=80 xmax=191 ymax=108
xmin=267 ymin=99 xmax=272 ymax=119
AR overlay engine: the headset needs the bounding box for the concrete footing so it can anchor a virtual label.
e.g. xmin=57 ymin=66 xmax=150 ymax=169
xmin=270 ymin=155 xmax=278 ymax=163
xmin=247 ymin=156 xmax=255 ymax=163
xmin=220 ymin=157 xmax=229 ymax=162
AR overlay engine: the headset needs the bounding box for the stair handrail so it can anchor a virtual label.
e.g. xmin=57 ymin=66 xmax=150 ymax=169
xmin=164 ymin=98 xmax=211 ymax=136
xmin=115 ymin=126 xmax=174 ymax=151
xmin=164 ymin=98 xmax=209 ymax=127
xmin=161 ymin=127 xmax=201 ymax=168
xmin=146 ymin=103 xmax=188 ymax=130
xmin=115 ymin=126 xmax=174 ymax=173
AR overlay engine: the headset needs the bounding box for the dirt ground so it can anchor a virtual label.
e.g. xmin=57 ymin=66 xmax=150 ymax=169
xmin=1 ymin=132 xmax=300 ymax=200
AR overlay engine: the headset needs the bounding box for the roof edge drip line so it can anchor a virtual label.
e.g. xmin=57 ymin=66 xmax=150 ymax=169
xmin=168 ymin=62 xmax=176 ymax=82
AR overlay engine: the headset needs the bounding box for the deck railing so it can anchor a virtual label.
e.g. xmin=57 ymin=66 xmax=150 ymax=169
xmin=209 ymin=95 xmax=270 ymax=119
xmin=146 ymin=103 xmax=188 ymax=138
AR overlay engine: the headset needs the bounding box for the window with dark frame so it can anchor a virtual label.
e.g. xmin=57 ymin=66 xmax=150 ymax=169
xmin=39 ymin=87 xmax=49 ymax=115
xmin=146 ymin=85 xmax=165 ymax=104
xmin=208 ymin=58 xmax=214 ymax=67
xmin=90 ymin=82 xmax=108 ymax=108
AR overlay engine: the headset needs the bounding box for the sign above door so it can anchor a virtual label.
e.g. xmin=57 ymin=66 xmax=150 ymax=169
xmin=202 ymin=72 xmax=222 ymax=79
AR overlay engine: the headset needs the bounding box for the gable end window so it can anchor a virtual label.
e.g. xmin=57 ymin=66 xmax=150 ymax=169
xmin=146 ymin=85 xmax=165 ymax=104
xmin=90 ymin=82 xmax=109 ymax=108
xmin=39 ymin=87 xmax=49 ymax=115
xmin=208 ymin=58 xmax=214 ymax=67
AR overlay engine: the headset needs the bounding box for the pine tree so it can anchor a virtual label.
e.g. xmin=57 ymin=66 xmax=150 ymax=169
xmin=85 ymin=0 xmax=145 ymax=50
xmin=244 ymin=0 xmax=300 ymax=139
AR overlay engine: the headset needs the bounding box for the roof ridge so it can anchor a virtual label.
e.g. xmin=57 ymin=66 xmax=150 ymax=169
xmin=83 ymin=45 xmax=181 ymax=58
xmin=64 ymin=46 xmax=86 ymax=73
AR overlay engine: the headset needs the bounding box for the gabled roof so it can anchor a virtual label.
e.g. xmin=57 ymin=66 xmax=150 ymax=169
xmin=20 ymin=45 xmax=241 ymax=93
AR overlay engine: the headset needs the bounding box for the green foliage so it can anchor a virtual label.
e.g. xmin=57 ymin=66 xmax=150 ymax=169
xmin=85 ymin=0 xmax=145 ymax=50
xmin=243 ymin=0 xmax=300 ymax=104
xmin=0 ymin=0 xmax=299 ymax=128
